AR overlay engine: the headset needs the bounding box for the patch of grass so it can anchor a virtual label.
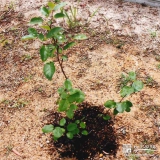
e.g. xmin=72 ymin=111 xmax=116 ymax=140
xmin=145 ymin=76 xmax=153 ymax=84
xmin=105 ymin=37 xmax=125 ymax=48
xmin=23 ymin=75 xmax=33 ymax=82
xmin=11 ymin=99 xmax=29 ymax=108
xmin=64 ymin=6 xmax=80 ymax=29
xmin=8 ymin=1 xmax=15 ymax=10
xmin=87 ymin=7 xmax=100 ymax=25
xmin=156 ymin=63 xmax=160 ymax=69
xmin=1 ymin=98 xmax=29 ymax=109
xmin=21 ymin=54 xmax=33 ymax=61
xmin=145 ymin=149 xmax=155 ymax=154
xmin=5 ymin=144 xmax=14 ymax=156
xmin=0 ymin=99 xmax=10 ymax=105
xmin=127 ymin=154 xmax=139 ymax=160
xmin=143 ymin=76 xmax=157 ymax=87
xmin=150 ymin=31 xmax=157 ymax=38
xmin=155 ymin=55 xmax=160 ymax=61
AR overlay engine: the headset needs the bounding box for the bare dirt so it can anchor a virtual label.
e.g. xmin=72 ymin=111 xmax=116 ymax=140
xmin=0 ymin=0 xmax=160 ymax=160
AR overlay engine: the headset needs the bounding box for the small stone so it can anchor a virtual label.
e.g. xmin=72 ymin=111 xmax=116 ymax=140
xmin=46 ymin=140 xmax=50 ymax=144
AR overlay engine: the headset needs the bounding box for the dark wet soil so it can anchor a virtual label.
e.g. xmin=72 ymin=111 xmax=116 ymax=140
xmin=48 ymin=103 xmax=118 ymax=160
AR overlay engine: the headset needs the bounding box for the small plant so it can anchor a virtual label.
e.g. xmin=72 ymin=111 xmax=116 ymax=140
xmin=1 ymin=98 xmax=28 ymax=108
xmin=42 ymin=117 xmax=88 ymax=140
xmin=22 ymin=1 xmax=87 ymax=140
xmin=22 ymin=54 xmax=32 ymax=61
xmin=127 ymin=154 xmax=139 ymax=160
xmin=145 ymin=149 xmax=155 ymax=154
xmin=119 ymin=71 xmax=139 ymax=88
xmin=144 ymin=76 xmax=157 ymax=87
xmin=23 ymin=74 xmax=33 ymax=82
xmin=5 ymin=144 xmax=14 ymax=156
xmin=150 ymin=31 xmax=157 ymax=38
xmin=22 ymin=0 xmax=144 ymax=148
xmin=156 ymin=63 xmax=160 ymax=69
xmin=87 ymin=7 xmax=100 ymax=25
xmin=105 ymin=72 xmax=143 ymax=115
xmin=64 ymin=6 xmax=80 ymax=29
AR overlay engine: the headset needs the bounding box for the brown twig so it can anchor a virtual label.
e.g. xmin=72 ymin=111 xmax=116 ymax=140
xmin=12 ymin=148 xmax=22 ymax=157
xmin=56 ymin=45 xmax=68 ymax=79
xmin=120 ymin=96 xmax=126 ymax=102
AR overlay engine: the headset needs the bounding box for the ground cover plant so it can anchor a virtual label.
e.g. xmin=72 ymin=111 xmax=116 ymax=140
xmin=22 ymin=1 xmax=145 ymax=159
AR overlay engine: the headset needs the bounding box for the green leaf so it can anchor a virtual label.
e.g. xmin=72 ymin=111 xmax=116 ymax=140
xmin=30 ymin=17 xmax=43 ymax=25
xmin=53 ymin=127 xmax=65 ymax=138
xmin=54 ymin=13 xmax=65 ymax=18
xmin=73 ymin=34 xmax=88 ymax=40
xmin=103 ymin=115 xmax=111 ymax=120
xmin=59 ymin=118 xmax=66 ymax=126
xmin=121 ymin=100 xmax=132 ymax=112
xmin=42 ymin=124 xmax=54 ymax=133
xmin=116 ymin=101 xmax=133 ymax=113
xmin=132 ymin=80 xmax=144 ymax=91
xmin=61 ymin=92 xmax=68 ymax=99
xmin=58 ymin=48 xmax=63 ymax=54
xmin=53 ymin=136 xmax=58 ymax=141
xmin=123 ymin=100 xmax=133 ymax=108
xmin=113 ymin=108 xmax=119 ymax=115
xmin=43 ymin=62 xmax=55 ymax=80
xmin=67 ymin=123 xmax=77 ymax=132
xmin=120 ymin=86 xmax=135 ymax=97
xmin=81 ymin=130 xmax=88 ymax=135
xmin=104 ymin=100 xmax=116 ymax=108
xmin=80 ymin=122 xmax=86 ymax=129
xmin=40 ymin=45 xmax=55 ymax=59
xmin=62 ymin=55 xmax=68 ymax=61
xmin=58 ymin=99 xmax=70 ymax=111
xmin=68 ymin=89 xmax=85 ymax=103
xmin=63 ymin=42 xmax=75 ymax=50
xmin=125 ymin=106 xmax=131 ymax=112
xmin=64 ymin=79 xmax=72 ymax=91
xmin=66 ymin=132 xmax=73 ymax=139
xmin=116 ymin=103 xmax=126 ymax=113
xmin=47 ymin=27 xmax=63 ymax=38
xmin=55 ymin=34 xmax=65 ymax=42
xmin=58 ymin=87 xmax=65 ymax=94
xmin=28 ymin=28 xmax=38 ymax=37
xmin=41 ymin=25 xmax=50 ymax=30
xmin=75 ymin=120 xmax=80 ymax=124
xmin=22 ymin=34 xmax=35 ymax=40
xmin=47 ymin=45 xmax=56 ymax=57
xmin=41 ymin=7 xmax=49 ymax=16
xmin=48 ymin=2 xmax=55 ymax=11
xmin=70 ymin=104 xmax=78 ymax=111
xmin=71 ymin=128 xmax=79 ymax=135
xmin=66 ymin=109 xmax=74 ymax=119
xmin=40 ymin=46 xmax=50 ymax=61
xmin=54 ymin=2 xmax=67 ymax=10
xmin=128 ymin=71 xmax=136 ymax=80
xmin=38 ymin=33 xmax=44 ymax=41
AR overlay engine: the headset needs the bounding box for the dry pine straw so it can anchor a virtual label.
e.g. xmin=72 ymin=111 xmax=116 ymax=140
xmin=1 ymin=0 xmax=160 ymax=159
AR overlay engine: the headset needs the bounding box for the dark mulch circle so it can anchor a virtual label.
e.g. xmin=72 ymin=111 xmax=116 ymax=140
xmin=47 ymin=102 xmax=118 ymax=160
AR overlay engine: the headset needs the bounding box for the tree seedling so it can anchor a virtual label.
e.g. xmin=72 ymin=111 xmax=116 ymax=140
xmin=104 ymin=72 xmax=143 ymax=115
xmin=22 ymin=1 xmax=88 ymax=140
xmin=22 ymin=0 xmax=144 ymax=142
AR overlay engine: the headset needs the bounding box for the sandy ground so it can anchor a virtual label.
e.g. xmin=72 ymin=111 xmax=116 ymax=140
xmin=0 ymin=0 xmax=160 ymax=159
